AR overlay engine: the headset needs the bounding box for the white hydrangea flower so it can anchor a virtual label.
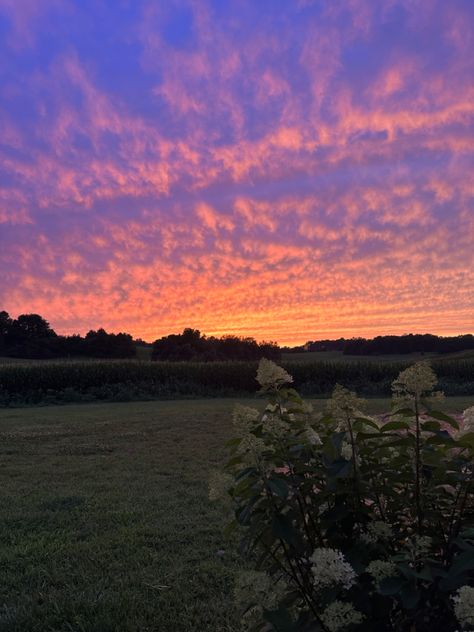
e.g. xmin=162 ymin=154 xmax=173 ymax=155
xmin=256 ymin=359 xmax=293 ymax=388
xmin=263 ymin=413 xmax=290 ymax=437
xmin=232 ymin=404 xmax=260 ymax=434
xmin=237 ymin=433 xmax=269 ymax=461
xmin=320 ymin=600 xmax=364 ymax=632
xmin=461 ymin=406 xmax=474 ymax=435
xmin=304 ymin=427 xmax=322 ymax=446
xmin=453 ymin=586 xmax=474 ymax=629
xmin=341 ymin=442 xmax=353 ymax=461
xmin=302 ymin=401 xmax=314 ymax=414
xmin=208 ymin=470 xmax=233 ymax=501
xmin=361 ymin=521 xmax=393 ymax=545
xmin=234 ymin=570 xmax=287 ymax=629
xmin=392 ymin=361 xmax=437 ymax=400
xmin=367 ymin=559 xmax=397 ymax=586
xmin=402 ymin=535 xmax=432 ymax=558
xmin=327 ymin=384 xmax=366 ymax=429
xmin=310 ymin=548 xmax=356 ymax=590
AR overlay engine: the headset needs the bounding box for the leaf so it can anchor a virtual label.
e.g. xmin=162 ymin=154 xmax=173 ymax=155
xmin=416 ymin=565 xmax=433 ymax=581
xmin=449 ymin=550 xmax=474 ymax=577
xmin=421 ymin=421 xmax=441 ymax=433
xmin=267 ymin=476 xmax=290 ymax=499
xmin=378 ymin=576 xmax=405 ymax=595
xmin=457 ymin=432 xmax=474 ymax=448
xmin=225 ymin=437 xmax=241 ymax=448
xmin=381 ymin=421 xmax=411 ymax=431
xmin=226 ymin=456 xmax=243 ymax=468
xmin=236 ymin=467 xmax=258 ymax=482
xmin=263 ymin=608 xmax=294 ymax=631
xmin=327 ymin=458 xmax=352 ymax=479
xmin=426 ymin=410 xmax=459 ymax=429
xmin=272 ymin=514 xmax=301 ymax=549
xmin=390 ymin=407 xmax=415 ymax=417
xmin=353 ymin=416 xmax=380 ymax=430
xmin=400 ymin=582 xmax=420 ymax=609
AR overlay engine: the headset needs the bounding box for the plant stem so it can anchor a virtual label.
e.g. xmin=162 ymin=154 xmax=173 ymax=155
xmin=414 ymin=396 xmax=423 ymax=533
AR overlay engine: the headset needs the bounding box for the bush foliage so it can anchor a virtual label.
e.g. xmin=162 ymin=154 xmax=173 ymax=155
xmin=213 ymin=360 xmax=474 ymax=631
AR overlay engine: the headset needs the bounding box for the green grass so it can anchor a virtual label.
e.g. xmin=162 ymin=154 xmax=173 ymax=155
xmin=1 ymin=396 xmax=473 ymax=630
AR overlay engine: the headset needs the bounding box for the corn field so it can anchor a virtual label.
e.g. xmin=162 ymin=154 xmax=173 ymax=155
xmin=0 ymin=358 xmax=472 ymax=405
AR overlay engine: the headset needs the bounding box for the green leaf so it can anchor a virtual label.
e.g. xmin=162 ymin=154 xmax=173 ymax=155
xmin=449 ymin=550 xmax=474 ymax=577
xmin=421 ymin=421 xmax=441 ymax=433
xmin=378 ymin=576 xmax=405 ymax=595
xmin=400 ymin=582 xmax=420 ymax=609
xmin=457 ymin=432 xmax=474 ymax=448
xmin=416 ymin=565 xmax=433 ymax=581
xmin=263 ymin=608 xmax=294 ymax=631
xmin=267 ymin=476 xmax=290 ymax=499
xmin=381 ymin=421 xmax=411 ymax=431
xmin=272 ymin=514 xmax=301 ymax=549
xmin=226 ymin=456 xmax=243 ymax=468
xmin=390 ymin=407 xmax=415 ymax=417
xmin=225 ymin=437 xmax=242 ymax=448
xmin=236 ymin=467 xmax=258 ymax=482
xmin=426 ymin=410 xmax=459 ymax=429
xmin=353 ymin=416 xmax=380 ymax=430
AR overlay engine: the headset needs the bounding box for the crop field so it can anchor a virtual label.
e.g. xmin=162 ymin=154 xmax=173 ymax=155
xmin=281 ymin=350 xmax=474 ymax=363
xmin=1 ymin=354 xmax=473 ymax=406
xmin=1 ymin=395 xmax=473 ymax=631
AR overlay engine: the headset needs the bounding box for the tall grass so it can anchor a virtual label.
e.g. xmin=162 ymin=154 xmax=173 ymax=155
xmin=1 ymin=357 xmax=473 ymax=406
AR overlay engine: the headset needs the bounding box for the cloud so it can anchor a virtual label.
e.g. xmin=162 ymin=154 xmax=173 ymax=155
xmin=0 ymin=0 xmax=473 ymax=344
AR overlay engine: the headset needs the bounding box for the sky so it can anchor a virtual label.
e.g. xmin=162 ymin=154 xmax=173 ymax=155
xmin=0 ymin=0 xmax=473 ymax=345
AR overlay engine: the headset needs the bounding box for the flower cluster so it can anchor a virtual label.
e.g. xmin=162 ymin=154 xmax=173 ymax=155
xmin=452 ymin=585 xmax=474 ymax=629
xmin=409 ymin=535 xmax=432 ymax=557
xmin=304 ymin=427 xmax=322 ymax=446
xmin=361 ymin=521 xmax=393 ymax=544
xmin=232 ymin=404 xmax=260 ymax=434
xmin=461 ymin=406 xmax=474 ymax=435
xmin=256 ymin=358 xmax=293 ymax=389
xmin=234 ymin=571 xmax=286 ymax=630
xmin=367 ymin=560 xmax=397 ymax=586
xmin=237 ymin=433 xmax=268 ymax=463
xmin=310 ymin=548 xmax=356 ymax=591
xmin=392 ymin=361 xmax=437 ymax=400
xmin=320 ymin=601 xmax=364 ymax=632
xmin=326 ymin=384 xmax=366 ymax=429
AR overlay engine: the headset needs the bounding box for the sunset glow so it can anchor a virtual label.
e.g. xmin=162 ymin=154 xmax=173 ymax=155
xmin=1 ymin=0 xmax=473 ymax=345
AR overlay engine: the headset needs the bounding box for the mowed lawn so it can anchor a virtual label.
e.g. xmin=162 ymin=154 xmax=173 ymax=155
xmin=0 ymin=396 xmax=473 ymax=631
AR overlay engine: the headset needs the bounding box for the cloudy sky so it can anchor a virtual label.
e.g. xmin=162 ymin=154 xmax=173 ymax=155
xmin=1 ymin=0 xmax=473 ymax=344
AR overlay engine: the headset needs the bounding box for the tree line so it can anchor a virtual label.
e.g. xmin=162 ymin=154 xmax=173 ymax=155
xmin=2 ymin=310 xmax=473 ymax=361
xmin=0 ymin=312 xmax=280 ymax=361
xmin=286 ymin=333 xmax=474 ymax=355
xmin=0 ymin=311 xmax=136 ymax=359
xmin=151 ymin=328 xmax=280 ymax=361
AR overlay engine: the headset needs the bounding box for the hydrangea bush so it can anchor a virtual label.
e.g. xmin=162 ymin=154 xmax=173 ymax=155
xmin=211 ymin=360 xmax=474 ymax=631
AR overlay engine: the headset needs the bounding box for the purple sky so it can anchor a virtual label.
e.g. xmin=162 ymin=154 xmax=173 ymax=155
xmin=1 ymin=0 xmax=473 ymax=344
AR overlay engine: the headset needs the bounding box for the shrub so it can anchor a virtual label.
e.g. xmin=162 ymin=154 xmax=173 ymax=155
xmin=212 ymin=360 xmax=474 ymax=631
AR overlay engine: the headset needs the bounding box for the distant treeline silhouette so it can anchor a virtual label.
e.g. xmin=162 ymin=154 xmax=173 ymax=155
xmin=0 ymin=312 xmax=280 ymax=361
xmin=151 ymin=328 xmax=281 ymax=362
xmin=0 ymin=311 xmax=135 ymax=359
xmin=2 ymin=310 xmax=473 ymax=361
xmin=287 ymin=333 xmax=474 ymax=356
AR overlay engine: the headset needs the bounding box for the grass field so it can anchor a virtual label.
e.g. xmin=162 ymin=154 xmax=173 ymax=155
xmin=1 ymin=396 xmax=473 ymax=631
